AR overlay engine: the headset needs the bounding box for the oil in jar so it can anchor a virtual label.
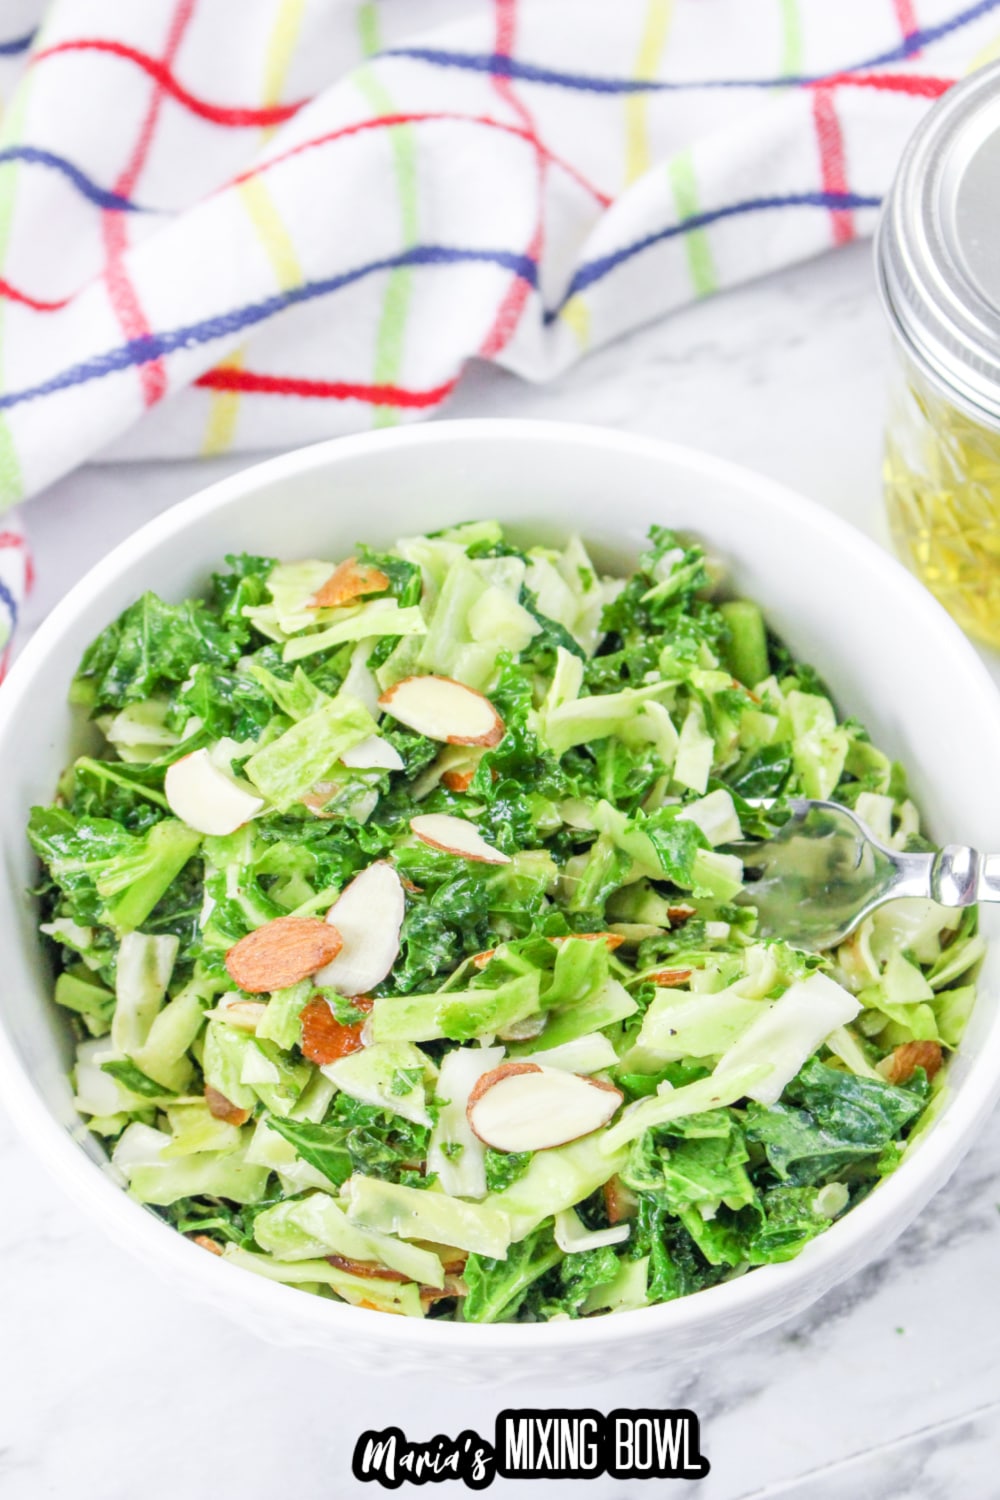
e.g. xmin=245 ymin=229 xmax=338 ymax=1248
xmin=884 ymin=362 xmax=1000 ymax=648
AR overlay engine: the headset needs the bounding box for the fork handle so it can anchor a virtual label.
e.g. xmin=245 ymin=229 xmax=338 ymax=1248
xmin=893 ymin=844 xmax=1000 ymax=906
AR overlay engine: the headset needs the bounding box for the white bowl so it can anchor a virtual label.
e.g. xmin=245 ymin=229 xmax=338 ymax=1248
xmin=2 ymin=420 xmax=999 ymax=1383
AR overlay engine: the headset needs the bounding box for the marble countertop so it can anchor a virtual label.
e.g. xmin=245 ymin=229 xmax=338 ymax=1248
xmin=4 ymin=241 xmax=1000 ymax=1500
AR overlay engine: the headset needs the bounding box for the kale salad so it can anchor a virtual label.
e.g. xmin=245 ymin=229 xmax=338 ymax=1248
xmin=29 ymin=522 xmax=982 ymax=1323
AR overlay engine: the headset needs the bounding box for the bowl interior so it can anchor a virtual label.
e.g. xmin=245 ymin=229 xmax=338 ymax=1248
xmin=3 ymin=421 xmax=999 ymax=1368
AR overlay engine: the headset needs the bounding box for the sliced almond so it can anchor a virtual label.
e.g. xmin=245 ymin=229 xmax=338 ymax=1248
xmin=164 ymin=748 xmax=264 ymax=837
xmin=299 ymin=997 xmax=366 ymax=1066
xmin=204 ymin=1084 xmax=251 ymax=1126
xmin=309 ymin=558 xmax=390 ymax=609
xmin=603 ymin=1176 xmax=633 ymax=1226
xmin=410 ymin=813 xmax=510 ymax=865
xmin=410 ymin=744 xmax=482 ymax=801
xmin=472 ymin=949 xmax=496 ymax=969
xmin=878 ymin=1040 xmax=943 ymax=1085
xmin=467 ymin=1060 xmax=540 ymax=1101
xmin=668 ymin=904 xmax=696 ymax=925
xmin=340 ymin=735 xmax=405 ymax=772
xmin=442 ymin=767 xmax=476 ymax=793
xmin=225 ymin=916 xmax=344 ymax=994
xmin=466 ymin=1062 xmax=623 ymax=1152
xmin=650 ymin=968 xmax=693 ymax=988
xmin=439 ymin=1253 xmax=469 ymax=1276
xmin=420 ymin=1273 xmax=468 ymax=1307
xmin=326 ymin=1254 xmax=408 ymax=1283
xmin=314 ymin=862 xmax=406 ymax=994
xmin=302 ymin=779 xmax=339 ymax=817
xmin=551 ymin=932 xmax=624 ymax=951
xmin=189 ymin=1233 xmax=224 ymax=1256
xmin=379 ymin=675 xmax=505 ymax=747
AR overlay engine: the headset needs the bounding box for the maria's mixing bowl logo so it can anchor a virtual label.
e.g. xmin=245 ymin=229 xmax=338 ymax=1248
xmin=352 ymin=1407 xmax=710 ymax=1488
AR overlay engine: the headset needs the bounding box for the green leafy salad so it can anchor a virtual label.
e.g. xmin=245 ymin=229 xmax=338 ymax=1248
xmin=29 ymin=521 xmax=982 ymax=1323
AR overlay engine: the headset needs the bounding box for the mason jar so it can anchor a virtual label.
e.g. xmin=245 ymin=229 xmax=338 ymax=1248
xmin=877 ymin=61 xmax=1000 ymax=649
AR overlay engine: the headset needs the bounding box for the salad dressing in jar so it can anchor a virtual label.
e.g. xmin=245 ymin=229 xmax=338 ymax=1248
xmin=877 ymin=62 xmax=1000 ymax=648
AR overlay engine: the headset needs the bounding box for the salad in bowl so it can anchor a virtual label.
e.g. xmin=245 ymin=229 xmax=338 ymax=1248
xmin=29 ymin=517 xmax=981 ymax=1324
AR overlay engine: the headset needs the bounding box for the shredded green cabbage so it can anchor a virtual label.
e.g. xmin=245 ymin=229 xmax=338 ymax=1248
xmin=30 ymin=526 xmax=978 ymax=1323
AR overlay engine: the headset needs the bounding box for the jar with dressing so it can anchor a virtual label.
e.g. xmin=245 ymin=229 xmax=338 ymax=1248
xmin=877 ymin=62 xmax=1000 ymax=649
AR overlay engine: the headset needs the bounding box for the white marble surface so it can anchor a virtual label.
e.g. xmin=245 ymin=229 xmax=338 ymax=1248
xmin=4 ymin=241 xmax=1000 ymax=1499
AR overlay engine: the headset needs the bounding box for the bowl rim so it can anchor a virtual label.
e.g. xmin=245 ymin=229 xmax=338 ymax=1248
xmin=3 ymin=416 xmax=1000 ymax=1352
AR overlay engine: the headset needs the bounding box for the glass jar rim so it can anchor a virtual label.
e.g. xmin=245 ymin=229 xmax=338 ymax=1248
xmin=877 ymin=60 xmax=1000 ymax=432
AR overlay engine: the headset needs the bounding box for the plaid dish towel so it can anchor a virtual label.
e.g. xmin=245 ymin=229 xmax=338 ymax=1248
xmin=0 ymin=0 xmax=997 ymax=660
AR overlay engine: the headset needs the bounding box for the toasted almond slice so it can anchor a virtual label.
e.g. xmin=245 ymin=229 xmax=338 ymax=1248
xmin=420 ymin=1273 xmax=468 ymax=1306
xmin=878 ymin=1040 xmax=943 ymax=1085
xmin=551 ymin=932 xmax=624 ymax=951
xmin=326 ymin=1254 xmax=408 ymax=1283
xmin=340 ymin=735 xmax=405 ymax=772
xmin=204 ymin=1084 xmax=252 ymax=1126
xmin=667 ymin=904 xmax=696 ymax=925
xmin=442 ymin=767 xmax=476 ymax=793
xmin=164 ymin=748 xmax=263 ymax=837
xmin=189 ymin=1233 xmax=224 ymax=1256
xmin=314 ymin=862 xmax=406 ymax=994
xmin=650 ymin=968 xmax=693 ymax=988
xmin=467 ymin=1061 xmax=541 ymax=1100
xmin=409 ymin=813 xmax=510 ymax=865
xmin=379 ymin=675 xmax=504 ymax=747
xmin=471 ymin=949 xmax=496 ymax=969
xmin=225 ymin=916 xmax=344 ymax=994
xmin=302 ymin=779 xmax=339 ymax=817
xmin=466 ymin=1062 xmax=623 ymax=1152
xmin=410 ymin=745 xmax=482 ymax=801
xmin=603 ymin=1176 xmax=634 ymax=1226
xmin=299 ymin=997 xmax=366 ymax=1066
xmin=309 ymin=558 xmax=390 ymax=609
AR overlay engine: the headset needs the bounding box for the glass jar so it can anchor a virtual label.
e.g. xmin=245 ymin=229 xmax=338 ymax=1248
xmin=883 ymin=356 xmax=1000 ymax=645
xmin=877 ymin=62 xmax=1000 ymax=650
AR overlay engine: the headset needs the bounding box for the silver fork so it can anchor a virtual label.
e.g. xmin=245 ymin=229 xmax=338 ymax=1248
xmin=733 ymin=798 xmax=1000 ymax=951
